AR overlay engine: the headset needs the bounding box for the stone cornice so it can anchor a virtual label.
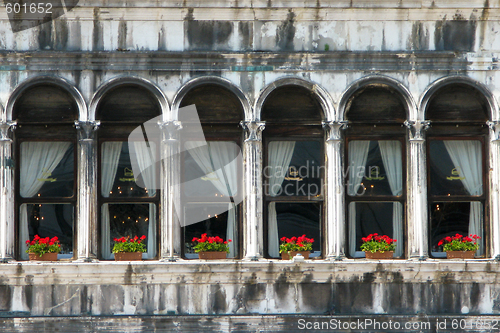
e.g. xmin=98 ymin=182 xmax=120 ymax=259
xmin=0 ymin=51 xmax=476 ymax=72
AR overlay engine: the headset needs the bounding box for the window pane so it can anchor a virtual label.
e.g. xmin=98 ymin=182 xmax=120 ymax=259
xmin=183 ymin=204 xmax=239 ymax=258
xmin=20 ymin=203 xmax=74 ymax=259
xmin=429 ymin=140 xmax=483 ymax=196
xmin=347 ymin=140 xmax=402 ymax=197
xmin=20 ymin=142 xmax=74 ymax=198
xmin=268 ymin=202 xmax=321 ymax=258
xmin=430 ymin=202 xmax=484 ymax=257
xmin=101 ymin=142 xmax=156 ymax=198
xmin=265 ymin=141 xmax=322 ymax=198
xmin=102 ymin=203 xmax=156 ymax=259
xmin=348 ymin=202 xmax=403 ymax=258
xmin=183 ymin=141 xmax=240 ymax=198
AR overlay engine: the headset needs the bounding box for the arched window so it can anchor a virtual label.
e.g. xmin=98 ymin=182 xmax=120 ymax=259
xmin=262 ymin=85 xmax=324 ymax=259
xmin=14 ymin=83 xmax=78 ymax=260
xmin=179 ymin=83 xmax=244 ymax=259
xmin=96 ymin=84 xmax=161 ymax=259
xmin=426 ymin=83 xmax=489 ymax=257
xmin=345 ymin=84 xmax=407 ymax=258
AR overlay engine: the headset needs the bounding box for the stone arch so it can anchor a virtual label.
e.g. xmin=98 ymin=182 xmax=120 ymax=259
xmin=339 ymin=75 xmax=416 ymax=122
xmin=172 ymin=76 xmax=251 ymax=122
xmin=89 ymin=76 xmax=169 ymax=122
xmin=6 ymin=75 xmax=86 ymax=122
xmin=255 ymin=77 xmax=334 ymax=122
xmin=420 ymin=76 xmax=498 ymax=121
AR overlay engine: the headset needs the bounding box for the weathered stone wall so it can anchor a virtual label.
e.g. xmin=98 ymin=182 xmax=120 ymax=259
xmin=1 ymin=261 xmax=500 ymax=317
xmin=1 ymin=0 xmax=500 ymax=53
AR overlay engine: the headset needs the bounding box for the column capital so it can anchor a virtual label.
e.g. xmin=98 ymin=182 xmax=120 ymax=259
xmin=0 ymin=121 xmax=17 ymax=142
xmin=487 ymin=120 xmax=500 ymax=141
xmin=322 ymin=121 xmax=348 ymax=142
xmin=404 ymin=120 xmax=430 ymax=142
xmin=75 ymin=120 xmax=100 ymax=141
xmin=240 ymin=121 xmax=265 ymax=142
xmin=158 ymin=120 xmax=183 ymax=142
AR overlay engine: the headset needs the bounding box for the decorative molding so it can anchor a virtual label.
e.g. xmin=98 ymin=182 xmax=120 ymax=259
xmin=158 ymin=121 xmax=183 ymax=142
xmin=404 ymin=120 xmax=430 ymax=142
xmin=75 ymin=120 xmax=100 ymax=141
xmin=322 ymin=121 xmax=348 ymax=142
xmin=0 ymin=121 xmax=17 ymax=142
xmin=240 ymin=121 xmax=265 ymax=142
xmin=487 ymin=121 xmax=500 ymax=142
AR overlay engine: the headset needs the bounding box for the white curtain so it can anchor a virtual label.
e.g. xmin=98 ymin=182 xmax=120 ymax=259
xmin=132 ymin=141 xmax=157 ymax=258
xmin=185 ymin=141 xmax=239 ymax=257
xmin=147 ymin=203 xmax=157 ymax=259
xmin=19 ymin=204 xmax=30 ymax=260
xmin=101 ymin=142 xmax=123 ymax=259
xmin=379 ymin=140 xmax=403 ymax=257
xmin=444 ymin=140 xmax=484 ymax=255
xmin=267 ymin=141 xmax=295 ymax=258
xmin=185 ymin=141 xmax=238 ymax=197
xmin=347 ymin=141 xmax=370 ymax=257
xmin=226 ymin=203 xmax=237 ymax=258
xmin=19 ymin=142 xmax=71 ymax=260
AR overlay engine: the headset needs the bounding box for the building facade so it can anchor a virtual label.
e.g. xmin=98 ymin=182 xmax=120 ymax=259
xmin=1 ymin=0 xmax=500 ymax=330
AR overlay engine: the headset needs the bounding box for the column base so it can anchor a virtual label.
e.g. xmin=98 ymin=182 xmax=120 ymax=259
xmin=0 ymin=257 xmax=16 ymax=263
xmin=325 ymin=254 xmax=346 ymax=261
xmin=243 ymin=255 xmax=263 ymax=261
xmin=160 ymin=255 xmax=181 ymax=262
xmin=74 ymin=257 xmax=99 ymax=263
xmin=409 ymin=255 xmax=428 ymax=261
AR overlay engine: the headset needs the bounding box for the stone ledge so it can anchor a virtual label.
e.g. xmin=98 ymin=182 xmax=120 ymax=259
xmin=1 ymin=259 xmax=499 ymax=285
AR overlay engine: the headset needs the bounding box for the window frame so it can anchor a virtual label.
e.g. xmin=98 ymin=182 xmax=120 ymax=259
xmin=15 ymin=126 xmax=78 ymax=260
xmin=97 ymin=124 xmax=161 ymax=260
xmin=426 ymin=127 xmax=489 ymax=258
xmin=344 ymin=126 xmax=407 ymax=259
xmin=263 ymin=126 xmax=325 ymax=259
xmin=179 ymin=125 xmax=244 ymax=259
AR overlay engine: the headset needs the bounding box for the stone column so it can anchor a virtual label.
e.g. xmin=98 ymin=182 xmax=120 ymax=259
xmin=240 ymin=121 xmax=265 ymax=260
xmin=487 ymin=121 xmax=500 ymax=260
xmin=322 ymin=121 xmax=348 ymax=260
xmin=404 ymin=120 xmax=430 ymax=260
xmin=0 ymin=121 xmax=16 ymax=262
xmin=159 ymin=121 xmax=182 ymax=261
xmin=75 ymin=120 xmax=100 ymax=262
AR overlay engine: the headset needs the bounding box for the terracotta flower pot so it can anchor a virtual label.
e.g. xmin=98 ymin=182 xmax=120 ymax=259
xmin=198 ymin=251 xmax=227 ymax=260
xmin=281 ymin=251 xmax=310 ymax=260
xmin=446 ymin=251 xmax=475 ymax=259
xmin=28 ymin=252 xmax=58 ymax=261
xmin=114 ymin=252 xmax=143 ymax=261
xmin=364 ymin=251 xmax=394 ymax=259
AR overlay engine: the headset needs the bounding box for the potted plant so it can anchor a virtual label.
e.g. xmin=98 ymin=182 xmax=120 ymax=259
xmin=192 ymin=234 xmax=231 ymax=259
xmin=112 ymin=235 xmax=147 ymax=261
xmin=360 ymin=233 xmax=397 ymax=259
xmin=26 ymin=235 xmax=61 ymax=261
xmin=279 ymin=235 xmax=314 ymax=260
xmin=438 ymin=233 xmax=480 ymax=259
